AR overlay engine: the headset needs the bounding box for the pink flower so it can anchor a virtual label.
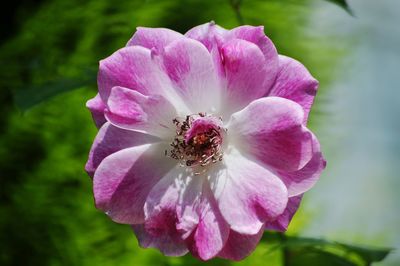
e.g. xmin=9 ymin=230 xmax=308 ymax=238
xmin=86 ymin=22 xmax=326 ymax=261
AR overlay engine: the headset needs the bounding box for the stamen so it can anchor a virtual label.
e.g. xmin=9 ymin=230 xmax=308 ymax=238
xmin=166 ymin=113 xmax=224 ymax=171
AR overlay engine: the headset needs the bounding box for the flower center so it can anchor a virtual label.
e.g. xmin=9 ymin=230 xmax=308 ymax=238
xmin=167 ymin=113 xmax=225 ymax=173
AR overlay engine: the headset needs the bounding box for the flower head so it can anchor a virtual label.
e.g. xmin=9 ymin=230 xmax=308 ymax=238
xmin=86 ymin=22 xmax=326 ymax=261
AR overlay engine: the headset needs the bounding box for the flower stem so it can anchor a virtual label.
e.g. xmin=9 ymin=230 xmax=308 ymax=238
xmin=229 ymin=0 xmax=245 ymax=25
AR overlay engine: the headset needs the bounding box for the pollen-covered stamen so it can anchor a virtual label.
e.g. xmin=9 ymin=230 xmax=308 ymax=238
xmin=167 ymin=113 xmax=225 ymax=170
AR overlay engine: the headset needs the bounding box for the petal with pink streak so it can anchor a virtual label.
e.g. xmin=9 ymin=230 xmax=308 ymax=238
xmin=126 ymin=27 xmax=183 ymax=51
xmin=277 ymin=133 xmax=326 ymax=196
xmin=217 ymin=228 xmax=264 ymax=261
xmin=162 ymin=38 xmax=220 ymax=114
xmin=229 ymin=25 xmax=279 ymax=92
xmin=185 ymin=22 xmax=227 ymax=51
xmin=98 ymin=46 xmax=175 ymax=104
xmin=93 ymin=143 xmax=175 ymax=224
xmin=265 ymin=195 xmax=303 ymax=232
xmin=86 ymin=93 xmax=106 ymax=128
xmin=142 ymin=166 xmax=188 ymax=255
xmin=185 ymin=22 xmax=227 ymax=83
xmin=185 ymin=24 xmax=279 ymax=112
xmin=85 ymin=122 xmax=160 ymax=177
xmin=177 ymin=177 xmax=229 ymax=260
xmin=133 ymin=224 xmax=188 ymax=257
xmin=268 ymin=55 xmax=319 ymax=123
xmin=228 ymin=97 xmax=314 ymax=172
xmin=220 ymin=39 xmax=274 ymax=114
xmin=212 ymin=148 xmax=288 ymax=234
xmin=105 ymin=86 xmax=177 ymax=138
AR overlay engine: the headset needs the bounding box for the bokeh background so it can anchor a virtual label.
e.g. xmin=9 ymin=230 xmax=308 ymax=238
xmin=0 ymin=0 xmax=399 ymax=265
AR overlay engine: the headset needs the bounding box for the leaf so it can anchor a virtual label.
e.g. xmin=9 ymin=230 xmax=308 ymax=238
xmin=324 ymin=0 xmax=354 ymax=16
xmin=13 ymin=69 xmax=96 ymax=111
xmin=284 ymin=236 xmax=391 ymax=264
xmin=335 ymin=242 xmax=393 ymax=264
xmin=287 ymin=248 xmax=358 ymax=266
xmin=262 ymin=233 xmax=392 ymax=265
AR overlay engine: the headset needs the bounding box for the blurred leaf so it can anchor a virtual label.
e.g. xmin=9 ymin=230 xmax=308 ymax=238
xmin=324 ymin=0 xmax=354 ymax=15
xmin=288 ymin=237 xmax=392 ymax=263
xmin=287 ymin=248 xmax=357 ymax=266
xmin=335 ymin=242 xmax=393 ymax=264
xmin=13 ymin=69 xmax=96 ymax=111
xmin=262 ymin=233 xmax=392 ymax=265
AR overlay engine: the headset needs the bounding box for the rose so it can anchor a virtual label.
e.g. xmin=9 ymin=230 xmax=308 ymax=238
xmin=86 ymin=22 xmax=326 ymax=261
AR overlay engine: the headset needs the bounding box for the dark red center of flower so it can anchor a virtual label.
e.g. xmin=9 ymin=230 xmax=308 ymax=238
xmin=167 ymin=113 xmax=224 ymax=172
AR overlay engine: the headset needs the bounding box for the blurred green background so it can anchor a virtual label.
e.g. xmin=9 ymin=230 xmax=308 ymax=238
xmin=0 ymin=0 xmax=398 ymax=265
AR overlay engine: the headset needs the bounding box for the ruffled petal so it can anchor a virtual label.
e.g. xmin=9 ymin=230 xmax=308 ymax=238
xmin=162 ymin=38 xmax=220 ymax=114
xmin=185 ymin=22 xmax=226 ymax=84
xmin=127 ymin=27 xmax=183 ymax=51
xmin=105 ymin=86 xmax=177 ymax=138
xmin=133 ymin=224 xmax=188 ymax=257
xmin=229 ymin=25 xmax=279 ymax=91
xmin=177 ymin=177 xmax=229 ymax=260
xmin=228 ymin=97 xmax=314 ymax=172
xmin=268 ymin=55 xmax=319 ymax=123
xmin=217 ymin=228 xmax=264 ymax=261
xmin=219 ymin=39 xmax=273 ymax=114
xmin=93 ymin=143 xmax=175 ymax=224
xmin=265 ymin=195 xmax=302 ymax=232
xmin=98 ymin=46 xmax=181 ymax=108
xmin=86 ymin=93 xmax=106 ymax=128
xmin=85 ymin=122 xmax=160 ymax=177
xmin=277 ymin=134 xmax=326 ymax=196
xmin=212 ymin=148 xmax=288 ymax=234
xmin=184 ymin=22 xmax=227 ymax=51
xmin=141 ymin=166 xmax=188 ymax=255
xmin=185 ymin=24 xmax=279 ymax=116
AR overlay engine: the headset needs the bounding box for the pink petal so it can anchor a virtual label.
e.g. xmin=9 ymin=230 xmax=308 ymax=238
xmin=269 ymin=55 xmax=319 ymax=124
xmin=277 ymin=133 xmax=326 ymax=196
xmin=105 ymin=86 xmax=177 ymax=138
xmin=86 ymin=93 xmax=106 ymax=128
xmin=98 ymin=46 xmax=174 ymax=103
xmin=228 ymin=97 xmax=314 ymax=172
xmin=185 ymin=22 xmax=227 ymax=51
xmin=217 ymin=228 xmax=264 ymax=261
xmin=185 ymin=24 xmax=279 ymax=115
xmin=127 ymin=27 xmax=183 ymax=51
xmin=177 ymin=178 xmax=229 ymax=260
xmin=219 ymin=39 xmax=274 ymax=114
xmin=133 ymin=224 xmax=188 ymax=257
xmin=93 ymin=144 xmax=175 ymax=224
xmin=265 ymin=195 xmax=303 ymax=232
xmin=141 ymin=167 xmax=188 ymax=255
xmin=85 ymin=122 xmax=159 ymax=177
xmin=184 ymin=22 xmax=227 ymax=81
xmin=162 ymin=38 xmax=220 ymax=113
xmin=212 ymin=149 xmax=288 ymax=234
xmin=229 ymin=25 xmax=279 ymax=91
